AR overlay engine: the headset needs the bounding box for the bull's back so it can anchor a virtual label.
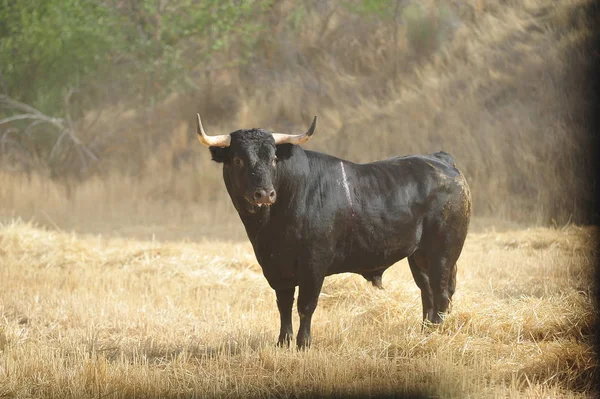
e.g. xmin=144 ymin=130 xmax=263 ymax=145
xmin=353 ymin=153 xmax=465 ymax=208
xmin=370 ymin=153 xmax=471 ymax=232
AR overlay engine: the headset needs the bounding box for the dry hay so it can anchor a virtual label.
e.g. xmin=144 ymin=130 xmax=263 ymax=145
xmin=0 ymin=220 xmax=596 ymax=398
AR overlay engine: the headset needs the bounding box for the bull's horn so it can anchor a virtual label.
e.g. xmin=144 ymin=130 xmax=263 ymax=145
xmin=272 ymin=116 xmax=317 ymax=145
xmin=196 ymin=114 xmax=231 ymax=147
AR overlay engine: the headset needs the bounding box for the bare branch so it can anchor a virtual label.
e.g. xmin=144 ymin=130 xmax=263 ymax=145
xmin=83 ymin=108 xmax=104 ymax=136
xmin=0 ymin=94 xmax=99 ymax=174
xmin=79 ymin=142 xmax=99 ymax=162
xmin=24 ymin=119 xmax=46 ymax=137
xmin=0 ymin=94 xmax=47 ymax=115
xmin=0 ymin=114 xmax=45 ymax=126
xmin=1 ymin=127 xmax=20 ymax=147
xmin=49 ymin=131 xmax=70 ymax=162
xmin=64 ymin=86 xmax=76 ymax=130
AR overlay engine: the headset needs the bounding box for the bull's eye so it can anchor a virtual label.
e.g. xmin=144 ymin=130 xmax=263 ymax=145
xmin=272 ymin=157 xmax=278 ymax=167
xmin=233 ymin=158 xmax=243 ymax=167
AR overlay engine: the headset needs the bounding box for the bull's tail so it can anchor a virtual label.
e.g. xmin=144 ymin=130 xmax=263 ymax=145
xmin=432 ymin=151 xmax=456 ymax=168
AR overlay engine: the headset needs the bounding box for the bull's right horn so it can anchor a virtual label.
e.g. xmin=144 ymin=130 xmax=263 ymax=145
xmin=196 ymin=114 xmax=231 ymax=147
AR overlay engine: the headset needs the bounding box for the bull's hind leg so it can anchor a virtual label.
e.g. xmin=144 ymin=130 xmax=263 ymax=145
xmin=427 ymin=174 xmax=470 ymax=323
xmin=426 ymin=255 xmax=453 ymax=324
xmin=426 ymin=233 xmax=466 ymax=324
xmin=408 ymin=251 xmax=434 ymax=324
xmin=447 ymin=262 xmax=457 ymax=313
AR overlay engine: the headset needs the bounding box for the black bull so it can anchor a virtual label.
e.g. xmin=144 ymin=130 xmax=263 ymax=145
xmin=197 ymin=115 xmax=471 ymax=349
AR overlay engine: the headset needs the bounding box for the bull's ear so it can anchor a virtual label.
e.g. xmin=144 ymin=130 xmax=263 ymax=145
xmin=209 ymin=146 xmax=230 ymax=163
xmin=275 ymin=144 xmax=293 ymax=160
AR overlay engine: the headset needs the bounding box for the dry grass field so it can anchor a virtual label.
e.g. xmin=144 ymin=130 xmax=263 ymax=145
xmin=0 ymin=220 xmax=596 ymax=398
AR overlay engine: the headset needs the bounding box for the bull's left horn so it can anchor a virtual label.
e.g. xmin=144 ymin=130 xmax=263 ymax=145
xmin=196 ymin=114 xmax=231 ymax=147
xmin=272 ymin=116 xmax=317 ymax=145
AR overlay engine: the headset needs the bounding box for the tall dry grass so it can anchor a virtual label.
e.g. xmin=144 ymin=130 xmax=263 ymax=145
xmin=0 ymin=168 xmax=244 ymax=241
xmin=0 ymin=221 xmax=596 ymax=398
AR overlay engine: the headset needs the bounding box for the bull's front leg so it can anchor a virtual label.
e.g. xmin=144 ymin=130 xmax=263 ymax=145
xmin=275 ymin=287 xmax=295 ymax=347
xmin=296 ymin=271 xmax=325 ymax=349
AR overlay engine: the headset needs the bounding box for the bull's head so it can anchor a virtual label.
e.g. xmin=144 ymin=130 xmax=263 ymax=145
xmin=196 ymin=114 xmax=316 ymax=214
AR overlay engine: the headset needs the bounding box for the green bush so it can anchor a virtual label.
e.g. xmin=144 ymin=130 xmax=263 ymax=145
xmin=0 ymin=0 xmax=117 ymax=114
xmin=0 ymin=0 xmax=272 ymax=116
xmin=402 ymin=3 xmax=440 ymax=59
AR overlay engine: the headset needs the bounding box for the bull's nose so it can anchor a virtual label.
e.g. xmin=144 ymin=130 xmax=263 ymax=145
xmin=254 ymin=188 xmax=276 ymax=205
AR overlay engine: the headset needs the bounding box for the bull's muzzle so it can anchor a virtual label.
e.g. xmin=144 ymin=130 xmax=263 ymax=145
xmin=253 ymin=187 xmax=276 ymax=206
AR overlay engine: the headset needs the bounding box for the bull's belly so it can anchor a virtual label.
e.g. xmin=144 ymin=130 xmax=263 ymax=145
xmin=325 ymin=218 xmax=421 ymax=275
xmin=326 ymin=245 xmax=413 ymax=276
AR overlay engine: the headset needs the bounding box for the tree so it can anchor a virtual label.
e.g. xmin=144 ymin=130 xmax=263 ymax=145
xmin=0 ymin=0 xmax=117 ymax=114
xmin=0 ymin=0 xmax=272 ymax=176
xmin=0 ymin=0 xmax=272 ymax=115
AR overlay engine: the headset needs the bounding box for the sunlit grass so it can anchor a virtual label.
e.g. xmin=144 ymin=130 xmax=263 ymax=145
xmin=0 ymin=221 xmax=596 ymax=398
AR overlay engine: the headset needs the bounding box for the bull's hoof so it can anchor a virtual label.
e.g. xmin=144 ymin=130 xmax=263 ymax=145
xmin=421 ymin=319 xmax=436 ymax=333
xmin=296 ymin=335 xmax=311 ymax=350
xmin=422 ymin=312 xmax=447 ymax=331
xmin=431 ymin=312 xmax=446 ymax=324
xmin=277 ymin=334 xmax=293 ymax=348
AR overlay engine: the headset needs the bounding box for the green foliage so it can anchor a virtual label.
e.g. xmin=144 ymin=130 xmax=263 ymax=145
xmin=402 ymin=3 xmax=440 ymax=57
xmin=345 ymin=0 xmax=400 ymax=19
xmin=287 ymin=4 xmax=307 ymax=31
xmin=402 ymin=3 xmax=458 ymax=59
xmin=0 ymin=0 xmax=272 ymax=115
xmin=346 ymin=1 xmax=457 ymax=60
xmin=0 ymin=0 xmax=117 ymax=114
xmin=126 ymin=0 xmax=272 ymax=98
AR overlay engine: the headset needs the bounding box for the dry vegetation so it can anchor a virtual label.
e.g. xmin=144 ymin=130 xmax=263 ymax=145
xmin=0 ymin=221 xmax=596 ymax=398
xmin=1 ymin=0 xmax=598 ymax=230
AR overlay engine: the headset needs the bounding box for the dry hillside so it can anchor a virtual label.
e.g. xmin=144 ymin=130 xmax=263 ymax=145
xmin=1 ymin=0 xmax=598 ymax=233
